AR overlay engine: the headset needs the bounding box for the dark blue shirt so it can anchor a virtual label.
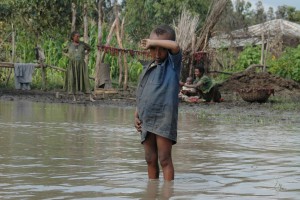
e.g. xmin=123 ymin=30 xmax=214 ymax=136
xmin=136 ymin=51 xmax=182 ymax=144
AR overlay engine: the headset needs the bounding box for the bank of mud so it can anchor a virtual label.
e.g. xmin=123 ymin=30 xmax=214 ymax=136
xmin=0 ymin=87 xmax=299 ymax=126
xmin=1 ymin=70 xmax=300 ymax=124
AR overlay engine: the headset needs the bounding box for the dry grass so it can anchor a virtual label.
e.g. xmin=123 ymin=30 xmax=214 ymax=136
xmin=174 ymin=9 xmax=199 ymax=52
xmin=195 ymin=0 xmax=229 ymax=51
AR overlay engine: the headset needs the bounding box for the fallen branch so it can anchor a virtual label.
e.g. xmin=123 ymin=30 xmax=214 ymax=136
xmin=208 ymin=70 xmax=233 ymax=75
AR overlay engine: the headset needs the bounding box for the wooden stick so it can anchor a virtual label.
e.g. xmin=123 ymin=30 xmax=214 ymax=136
xmin=46 ymin=65 xmax=66 ymax=72
xmin=0 ymin=62 xmax=66 ymax=72
xmin=208 ymin=70 xmax=233 ymax=75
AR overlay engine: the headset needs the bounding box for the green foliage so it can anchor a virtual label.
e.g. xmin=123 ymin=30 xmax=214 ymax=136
xmin=233 ymin=45 xmax=261 ymax=71
xmin=128 ymin=59 xmax=143 ymax=83
xmin=15 ymin=30 xmax=36 ymax=62
xmin=268 ymin=45 xmax=300 ymax=82
xmin=4 ymin=0 xmax=300 ymax=91
xmin=0 ymin=2 xmax=12 ymax=21
xmin=6 ymin=0 xmax=76 ymax=36
xmin=124 ymin=0 xmax=211 ymax=42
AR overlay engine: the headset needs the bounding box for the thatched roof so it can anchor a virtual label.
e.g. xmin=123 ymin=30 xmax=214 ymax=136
xmin=209 ymin=19 xmax=300 ymax=48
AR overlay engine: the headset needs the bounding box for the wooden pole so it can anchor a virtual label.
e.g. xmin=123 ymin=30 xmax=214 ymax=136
xmin=114 ymin=2 xmax=128 ymax=89
xmin=114 ymin=2 xmax=123 ymax=87
xmin=260 ymin=31 xmax=265 ymax=67
xmin=263 ymin=31 xmax=270 ymax=72
xmin=94 ymin=0 xmax=104 ymax=89
xmin=121 ymin=17 xmax=128 ymax=90
xmin=40 ymin=51 xmax=46 ymax=90
xmin=118 ymin=51 xmax=123 ymax=86
xmin=95 ymin=18 xmax=116 ymax=89
xmin=189 ymin=34 xmax=196 ymax=77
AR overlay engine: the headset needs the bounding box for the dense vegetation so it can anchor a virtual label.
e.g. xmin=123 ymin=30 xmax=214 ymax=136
xmin=0 ymin=0 xmax=300 ymax=90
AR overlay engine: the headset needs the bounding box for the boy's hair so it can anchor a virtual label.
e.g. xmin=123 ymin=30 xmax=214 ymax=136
xmin=70 ymin=31 xmax=80 ymax=41
xmin=195 ymin=66 xmax=205 ymax=74
xmin=186 ymin=77 xmax=193 ymax=82
xmin=152 ymin=24 xmax=176 ymax=41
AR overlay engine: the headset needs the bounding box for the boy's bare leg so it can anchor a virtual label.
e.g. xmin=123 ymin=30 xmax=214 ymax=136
xmin=157 ymin=135 xmax=174 ymax=181
xmin=143 ymin=132 xmax=159 ymax=179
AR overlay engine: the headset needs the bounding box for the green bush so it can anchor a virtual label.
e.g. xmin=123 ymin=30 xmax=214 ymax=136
xmin=233 ymin=45 xmax=261 ymax=71
xmin=268 ymin=45 xmax=300 ymax=82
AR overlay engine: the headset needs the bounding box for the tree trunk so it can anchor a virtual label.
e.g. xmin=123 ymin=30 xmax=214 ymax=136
xmin=40 ymin=49 xmax=46 ymax=90
xmin=118 ymin=51 xmax=123 ymax=87
xmin=121 ymin=17 xmax=128 ymax=90
xmin=94 ymin=1 xmax=116 ymax=89
xmin=5 ymin=24 xmax=15 ymax=86
xmin=114 ymin=2 xmax=123 ymax=87
xmin=94 ymin=0 xmax=103 ymax=90
xmin=114 ymin=3 xmax=128 ymax=89
xmin=71 ymin=3 xmax=76 ymax=32
xmin=83 ymin=3 xmax=89 ymax=65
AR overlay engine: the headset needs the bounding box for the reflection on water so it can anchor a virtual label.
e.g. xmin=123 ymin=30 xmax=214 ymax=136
xmin=0 ymin=100 xmax=299 ymax=199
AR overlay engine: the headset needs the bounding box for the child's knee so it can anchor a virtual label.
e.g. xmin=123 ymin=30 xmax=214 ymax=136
xmin=145 ymin=152 xmax=158 ymax=165
xmin=159 ymin=155 xmax=172 ymax=167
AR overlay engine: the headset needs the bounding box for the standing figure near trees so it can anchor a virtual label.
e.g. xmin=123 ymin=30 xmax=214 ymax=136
xmin=64 ymin=31 xmax=95 ymax=102
xmin=134 ymin=24 xmax=182 ymax=181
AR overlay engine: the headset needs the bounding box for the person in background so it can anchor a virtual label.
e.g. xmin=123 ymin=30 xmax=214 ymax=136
xmin=64 ymin=31 xmax=95 ymax=102
xmin=134 ymin=24 xmax=182 ymax=181
xmin=184 ymin=66 xmax=222 ymax=102
xmin=180 ymin=76 xmax=197 ymax=96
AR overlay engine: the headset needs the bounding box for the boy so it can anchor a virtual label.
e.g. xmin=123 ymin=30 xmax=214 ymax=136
xmin=134 ymin=24 xmax=182 ymax=181
xmin=181 ymin=76 xmax=197 ymax=96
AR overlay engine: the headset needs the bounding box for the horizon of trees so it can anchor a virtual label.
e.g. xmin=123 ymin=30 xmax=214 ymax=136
xmin=0 ymin=0 xmax=300 ymax=88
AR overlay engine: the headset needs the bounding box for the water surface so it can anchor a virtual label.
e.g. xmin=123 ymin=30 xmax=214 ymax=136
xmin=0 ymin=100 xmax=299 ymax=199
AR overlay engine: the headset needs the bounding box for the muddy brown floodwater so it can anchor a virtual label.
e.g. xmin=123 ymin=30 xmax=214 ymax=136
xmin=1 ymin=70 xmax=300 ymax=199
xmin=0 ymin=98 xmax=299 ymax=199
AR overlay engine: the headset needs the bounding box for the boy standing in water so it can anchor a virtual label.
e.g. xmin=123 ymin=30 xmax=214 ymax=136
xmin=134 ymin=24 xmax=182 ymax=181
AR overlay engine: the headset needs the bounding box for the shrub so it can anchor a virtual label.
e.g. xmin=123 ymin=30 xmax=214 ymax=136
xmin=268 ymin=45 xmax=300 ymax=82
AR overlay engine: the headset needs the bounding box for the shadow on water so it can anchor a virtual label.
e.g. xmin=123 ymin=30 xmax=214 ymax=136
xmin=0 ymin=100 xmax=299 ymax=199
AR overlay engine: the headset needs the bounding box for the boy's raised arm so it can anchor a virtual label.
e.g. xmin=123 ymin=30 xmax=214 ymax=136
xmin=140 ymin=39 xmax=180 ymax=55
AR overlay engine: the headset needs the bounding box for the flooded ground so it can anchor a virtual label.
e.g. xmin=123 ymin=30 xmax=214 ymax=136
xmin=0 ymin=100 xmax=299 ymax=200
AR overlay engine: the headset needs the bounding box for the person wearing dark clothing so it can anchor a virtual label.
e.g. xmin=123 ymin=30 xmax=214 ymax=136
xmin=134 ymin=24 xmax=182 ymax=181
xmin=184 ymin=67 xmax=222 ymax=102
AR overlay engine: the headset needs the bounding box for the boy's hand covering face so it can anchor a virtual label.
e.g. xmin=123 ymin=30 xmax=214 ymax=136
xmin=140 ymin=39 xmax=150 ymax=49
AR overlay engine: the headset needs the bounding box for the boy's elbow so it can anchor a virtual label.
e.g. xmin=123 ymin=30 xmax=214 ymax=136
xmin=171 ymin=44 xmax=180 ymax=55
